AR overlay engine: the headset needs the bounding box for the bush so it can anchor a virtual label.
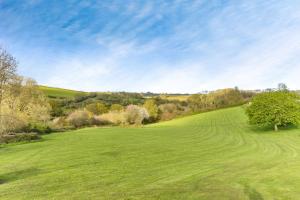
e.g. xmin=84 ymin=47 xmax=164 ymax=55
xmin=86 ymin=102 xmax=108 ymax=115
xmin=67 ymin=110 xmax=93 ymax=128
xmin=0 ymin=133 xmax=41 ymax=144
xmin=158 ymin=103 xmax=179 ymax=121
xmin=50 ymin=117 xmax=67 ymax=129
xmin=91 ymin=116 xmax=112 ymax=126
xmin=110 ymin=104 xmax=123 ymax=112
xmin=25 ymin=123 xmax=52 ymax=134
xmin=98 ymin=111 xmax=126 ymax=125
xmin=143 ymin=99 xmax=159 ymax=122
xmin=124 ymin=105 xmax=149 ymax=125
xmin=0 ymin=115 xmax=27 ymax=135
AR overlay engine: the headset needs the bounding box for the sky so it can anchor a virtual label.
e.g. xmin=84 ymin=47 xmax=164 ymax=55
xmin=0 ymin=0 xmax=300 ymax=93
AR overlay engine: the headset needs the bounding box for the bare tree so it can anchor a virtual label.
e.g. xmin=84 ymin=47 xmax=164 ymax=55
xmin=0 ymin=47 xmax=18 ymax=130
xmin=278 ymin=83 xmax=288 ymax=91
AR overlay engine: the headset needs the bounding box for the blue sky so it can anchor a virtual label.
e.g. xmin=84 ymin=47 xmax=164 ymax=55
xmin=1 ymin=0 xmax=300 ymax=93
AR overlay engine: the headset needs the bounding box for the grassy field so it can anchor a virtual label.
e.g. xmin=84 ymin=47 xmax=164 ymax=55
xmin=38 ymin=86 xmax=86 ymax=98
xmin=1 ymin=107 xmax=300 ymax=199
xmin=160 ymin=94 xmax=190 ymax=102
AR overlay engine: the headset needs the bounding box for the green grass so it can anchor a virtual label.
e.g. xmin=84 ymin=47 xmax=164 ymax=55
xmin=1 ymin=107 xmax=300 ymax=199
xmin=38 ymin=86 xmax=86 ymax=98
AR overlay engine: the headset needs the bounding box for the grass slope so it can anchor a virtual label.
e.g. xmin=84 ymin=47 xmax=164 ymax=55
xmin=160 ymin=94 xmax=190 ymax=102
xmin=1 ymin=107 xmax=300 ymax=199
xmin=39 ymin=86 xmax=86 ymax=98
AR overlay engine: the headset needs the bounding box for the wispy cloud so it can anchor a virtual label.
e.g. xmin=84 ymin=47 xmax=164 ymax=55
xmin=1 ymin=0 xmax=300 ymax=92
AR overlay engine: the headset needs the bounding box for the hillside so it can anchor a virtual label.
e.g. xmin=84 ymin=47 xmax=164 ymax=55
xmin=38 ymin=86 xmax=86 ymax=98
xmin=1 ymin=107 xmax=300 ymax=199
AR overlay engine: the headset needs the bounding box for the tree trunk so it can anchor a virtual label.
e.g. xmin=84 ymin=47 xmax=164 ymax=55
xmin=274 ymin=124 xmax=278 ymax=132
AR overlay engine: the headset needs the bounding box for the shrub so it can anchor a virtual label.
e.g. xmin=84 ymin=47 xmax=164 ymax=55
xmin=99 ymin=111 xmax=126 ymax=125
xmin=50 ymin=117 xmax=67 ymax=129
xmin=49 ymin=117 xmax=75 ymax=132
xmin=110 ymin=104 xmax=123 ymax=112
xmin=91 ymin=115 xmax=112 ymax=126
xmin=124 ymin=105 xmax=149 ymax=125
xmin=0 ymin=133 xmax=40 ymax=144
xmin=143 ymin=99 xmax=159 ymax=122
xmin=67 ymin=110 xmax=93 ymax=128
xmin=86 ymin=102 xmax=108 ymax=115
xmin=158 ymin=103 xmax=179 ymax=121
xmin=26 ymin=123 xmax=52 ymax=134
xmin=0 ymin=114 xmax=27 ymax=135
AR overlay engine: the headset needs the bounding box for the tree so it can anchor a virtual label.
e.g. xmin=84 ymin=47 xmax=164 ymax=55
xmin=187 ymin=88 xmax=246 ymax=112
xmin=158 ymin=103 xmax=179 ymax=121
xmin=1 ymin=77 xmax=51 ymax=134
xmin=143 ymin=99 xmax=158 ymax=121
xmin=0 ymin=47 xmax=17 ymax=126
xmin=124 ymin=105 xmax=149 ymax=125
xmin=110 ymin=104 xmax=123 ymax=112
xmin=86 ymin=102 xmax=108 ymax=115
xmin=278 ymin=83 xmax=288 ymax=91
xmin=67 ymin=110 xmax=92 ymax=128
xmin=246 ymin=91 xmax=300 ymax=131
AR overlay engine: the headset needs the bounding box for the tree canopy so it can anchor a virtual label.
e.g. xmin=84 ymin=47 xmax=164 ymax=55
xmin=246 ymin=91 xmax=300 ymax=131
xmin=143 ymin=99 xmax=159 ymax=121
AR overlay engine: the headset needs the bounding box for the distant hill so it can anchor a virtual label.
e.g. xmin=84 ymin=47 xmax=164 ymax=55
xmin=38 ymin=86 xmax=87 ymax=99
xmin=39 ymin=85 xmax=193 ymax=100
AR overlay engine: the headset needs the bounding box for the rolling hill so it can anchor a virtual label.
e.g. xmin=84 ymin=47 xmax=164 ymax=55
xmin=1 ymin=107 xmax=300 ymax=199
xmin=38 ymin=86 xmax=86 ymax=98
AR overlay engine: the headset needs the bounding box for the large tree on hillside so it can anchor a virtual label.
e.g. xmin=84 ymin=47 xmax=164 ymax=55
xmin=246 ymin=91 xmax=300 ymax=131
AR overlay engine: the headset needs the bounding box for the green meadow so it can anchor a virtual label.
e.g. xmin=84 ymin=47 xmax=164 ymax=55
xmin=38 ymin=86 xmax=86 ymax=98
xmin=1 ymin=107 xmax=300 ymax=200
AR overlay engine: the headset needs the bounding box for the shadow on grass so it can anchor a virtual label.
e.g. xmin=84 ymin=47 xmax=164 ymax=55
xmin=247 ymin=124 xmax=299 ymax=134
xmin=244 ymin=185 xmax=264 ymax=200
xmin=0 ymin=137 xmax=47 ymax=148
xmin=0 ymin=168 xmax=40 ymax=185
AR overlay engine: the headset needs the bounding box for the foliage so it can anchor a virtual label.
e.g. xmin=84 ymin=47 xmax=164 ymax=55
xmin=97 ymin=111 xmax=126 ymax=125
xmin=86 ymin=102 xmax=108 ymax=115
xmin=0 ymin=114 xmax=27 ymax=135
xmin=124 ymin=105 xmax=149 ymax=125
xmin=47 ymin=92 xmax=146 ymax=118
xmin=67 ymin=110 xmax=93 ymax=128
xmin=158 ymin=103 xmax=181 ymax=121
xmin=1 ymin=77 xmax=51 ymax=135
xmin=0 ymin=47 xmax=18 ymax=134
xmin=187 ymin=88 xmax=251 ymax=112
xmin=160 ymin=94 xmax=190 ymax=102
xmin=246 ymin=91 xmax=300 ymax=131
xmin=110 ymin=104 xmax=123 ymax=112
xmin=0 ymin=132 xmax=40 ymax=144
xmin=49 ymin=99 xmax=65 ymax=117
xmin=143 ymin=99 xmax=159 ymax=121
xmin=25 ymin=123 xmax=52 ymax=134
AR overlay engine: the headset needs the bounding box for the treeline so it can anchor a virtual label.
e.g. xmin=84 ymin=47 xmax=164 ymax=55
xmin=48 ymin=88 xmax=254 ymax=130
xmin=49 ymin=92 xmax=146 ymax=117
xmin=187 ymin=88 xmax=254 ymax=113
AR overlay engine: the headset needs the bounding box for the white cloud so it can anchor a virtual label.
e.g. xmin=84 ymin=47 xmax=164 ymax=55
xmin=3 ymin=0 xmax=300 ymax=93
xmin=46 ymin=56 xmax=114 ymax=91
